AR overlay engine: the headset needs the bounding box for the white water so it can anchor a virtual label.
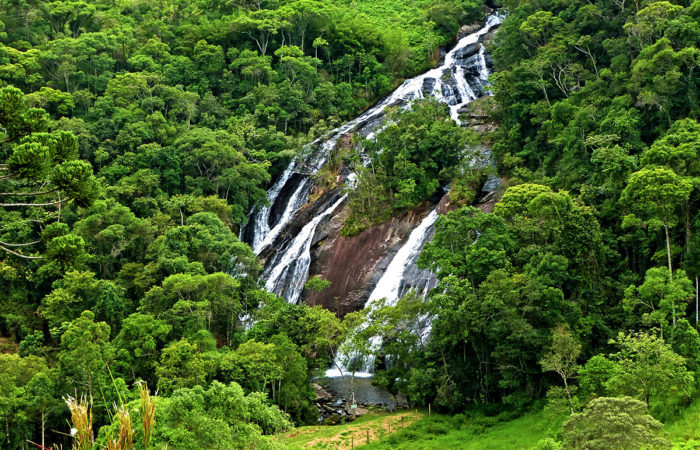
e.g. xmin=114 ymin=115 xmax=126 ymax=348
xmin=263 ymin=195 xmax=347 ymax=304
xmin=245 ymin=13 xmax=501 ymax=305
xmin=326 ymin=210 xmax=439 ymax=377
xmin=366 ymin=210 xmax=439 ymax=305
xmin=324 ymin=15 xmax=504 ymax=377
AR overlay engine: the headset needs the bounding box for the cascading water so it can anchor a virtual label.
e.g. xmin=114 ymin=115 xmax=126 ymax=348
xmin=263 ymin=194 xmax=347 ymax=304
xmin=326 ymin=210 xmax=439 ymax=377
xmin=365 ymin=210 xmax=440 ymax=305
xmin=244 ymin=13 xmax=502 ymax=304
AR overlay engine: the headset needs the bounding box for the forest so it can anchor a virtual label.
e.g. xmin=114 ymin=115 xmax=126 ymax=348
xmin=0 ymin=0 xmax=699 ymax=446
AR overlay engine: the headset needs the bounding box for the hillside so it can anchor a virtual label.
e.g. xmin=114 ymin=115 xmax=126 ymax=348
xmin=1 ymin=0 xmax=699 ymax=447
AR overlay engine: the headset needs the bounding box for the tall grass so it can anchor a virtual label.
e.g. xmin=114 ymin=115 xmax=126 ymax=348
xmin=362 ymin=408 xmax=562 ymax=449
xmin=106 ymin=404 xmax=135 ymax=450
xmin=64 ymin=395 xmax=93 ymax=450
xmin=138 ymin=381 xmax=156 ymax=450
xmin=64 ymin=381 xmax=156 ymax=450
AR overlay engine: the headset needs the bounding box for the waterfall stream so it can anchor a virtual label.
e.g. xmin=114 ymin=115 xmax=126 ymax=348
xmin=326 ymin=209 xmax=440 ymax=377
xmin=243 ymin=13 xmax=502 ymax=305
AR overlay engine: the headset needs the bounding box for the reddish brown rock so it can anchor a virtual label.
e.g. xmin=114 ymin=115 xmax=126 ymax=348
xmin=304 ymin=204 xmax=434 ymax=316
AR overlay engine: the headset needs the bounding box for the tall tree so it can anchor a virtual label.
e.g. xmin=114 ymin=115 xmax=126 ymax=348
xmin=620 ymin=167 xmax=693 ymax=276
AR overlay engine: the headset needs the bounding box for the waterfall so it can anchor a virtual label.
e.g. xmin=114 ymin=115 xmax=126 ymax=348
xmin=263 ymin=194 xmax=347 ymax=304
xmin=326 ymin=210 xmax=440 ymax=377
xmin=243 ymin=13 xmax=502 ymax=304
xmin=365 ymin=210 xmax=439 ymax=306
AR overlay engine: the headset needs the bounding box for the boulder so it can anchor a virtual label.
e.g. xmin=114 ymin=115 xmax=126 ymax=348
xmin=354 ymin=407 xmax=370 ymax=417
xmin=453 ymin=42 xmax=482 ymax=60
xmin=312 ymin=383 xmax=333 ymax=402
xmin=322 ymin=414 xmax=343 ymax=426
xmin=459 ymin=23 xmax=482 ymax=37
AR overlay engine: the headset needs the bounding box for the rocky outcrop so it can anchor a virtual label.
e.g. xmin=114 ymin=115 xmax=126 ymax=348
xmin=304 ymin=200 xmax=439 ymax=316
xmin=314 ymin=380 xmax=375 ymax=424
xmin=458 ymin=8 xmax=496 ymax=38
xmin=258 ymin=187 xmax=343 ymax=263
xmin=458 ymin=97 xmax=498 ymax=133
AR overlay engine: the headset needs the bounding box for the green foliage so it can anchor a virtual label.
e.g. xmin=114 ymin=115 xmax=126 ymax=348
xmin=580 ymin=331 xmax=695 ymax=419
xmin=606 ymin=331 xmax=695 ymax=418
xmin=623 ymin=267 xmax=694 ymax=329
xmin=4 ymin=0 xmax=700 ymax=441
xmin=156 ymin=338 xmax=214 ymax=395
xmin=304 ymin=274 xmax=331 ymax=292
xmin=540 ymin=326 xmax=582 ymax=414
xmin=342 ymin=99 xmax=474 ymax=235
xmin=562 ymin=396 xmax=669 ymax=450
xmin=152 ymin=381 xmax=290 ymax=448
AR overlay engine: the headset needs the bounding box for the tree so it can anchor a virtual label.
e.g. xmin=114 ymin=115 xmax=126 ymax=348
xmin=58 ymin=311 xmax=113 ymax=400
xmin=419 ymin=206 xmax=515 ymax=286
xmin=155 ymin=338 xmax=212 ymax=395
xmin=642 ymin=119 xmax=700 ymax=179
xmin=0 ymin=354 xmax=50 ymax=448
xmin=540 ymin=326 xmax=582 ymax=414
xmin=283 ymin=0 xmax=329 ymax=53
xmin=141 ymin=272 xmax=245 ymax=343
xmin=26 ymin=371 xmax=60 ymax=450
xmin=268 ymin=333 xmax=316 ymax=423
xmin=151 ymin=381 xmax=290 ymax=448
xmin=220 ymin=339 xmax=283 ymax=394
xmin=620 ymin=167 xmax=693 ymax=275
xmin=562 ymin=397 xmax=670 ymax=450
xmin=607 ymin=331 xmax=694 ymax=416
xmin=623 ymin=267 xmax=693 ymax=329
xmin=0 ymin=86 xmax=99 ymax=260
xmin=642 ymin=119 xmax=700 ymax=255
xmin=234 ymin=9 xmax=290 ymax=56
xmin=296 ymin=305 xmax=344 ymax=368
xmin=304 ymin=275 xmax=330 ymax=293
xmin=41 ymin=270 xmax=127 ymax=329
xmin=686 ymin=225 xmax=700 ymax=325
xmin=112 ymin=313 xmax=172 ymax=384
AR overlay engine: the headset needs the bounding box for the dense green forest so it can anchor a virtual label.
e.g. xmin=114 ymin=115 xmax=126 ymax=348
xmin=1 ymin=0 xmax=699 ymax=445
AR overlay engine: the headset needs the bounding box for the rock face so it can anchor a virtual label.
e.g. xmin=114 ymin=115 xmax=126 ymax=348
xmin=314 ymin=379 xmax=380 ymax=424
xmin=313 ymin=383 xmax=333 ymax=402
xmin=458 ymin=97 xmax=498 ymax=134
xmin=302 ymin=173 xmax=503 ymax=316
xmin=304 ymin=201 xmax=437 ymax=316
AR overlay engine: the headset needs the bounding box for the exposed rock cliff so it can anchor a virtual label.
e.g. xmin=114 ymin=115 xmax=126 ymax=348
xmin=304 ymin=200 xmax=438 ymax=316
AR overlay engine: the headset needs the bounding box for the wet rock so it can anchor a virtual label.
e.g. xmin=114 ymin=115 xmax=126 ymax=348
xmin=305 ymin=204 xmax=434 ymax=316
xmin=484 ymin=52 xmax=494 ymax=69
xmin=459 ymin=23 xmax=482 ymax=37
xmin=482 ymin=175 xmax=502 ymax=193
xmin=482 ymin=27 xmax=498 ymax=47
xmin=354 ymin=407 xmax=369 ymax=417
xmin=313 ymin=383 xmax=333 ymax=402
xmin=268 ymin=173 xmax=306 ymax=228
xmin=323 ymin=414 xmax=343 ymax=425
xmin=422 ymin=77 xmax=437 ymax=96
xmin=453 ymin=42 xmax=482 ymax=60
xmin=258 ymin=187 xmax=342 ymax=262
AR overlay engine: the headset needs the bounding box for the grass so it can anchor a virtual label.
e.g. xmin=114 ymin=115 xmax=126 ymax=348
xmin=665 ymin=396 xmax=700 ymax=448
xmin=361 ymin=409 xmax=561 ymax=450
xmin=275 ymin=407 xmax=561 ymax=449
xmin=274 ymin=411 xmax=423 ymax=449
xmin=277 ymin=396 xmax=700 ymax=449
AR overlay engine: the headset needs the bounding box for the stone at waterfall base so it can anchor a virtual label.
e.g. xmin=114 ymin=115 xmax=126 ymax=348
xmin=312 ymin=383 xmax=333 ymax=402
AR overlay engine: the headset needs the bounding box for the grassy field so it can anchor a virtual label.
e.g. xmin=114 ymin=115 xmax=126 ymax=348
xmin=277 ymin=396 xmax=700 ymax=449
xmin=360 ymin=410 xmax=561 ymax=449
xmin=665 ymin=397 xmax=700 ymax=449
xmin=274 ymin=407 xmax=561 ymax=449
xmin=274 ymin=411 xmax=423 ymax=449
